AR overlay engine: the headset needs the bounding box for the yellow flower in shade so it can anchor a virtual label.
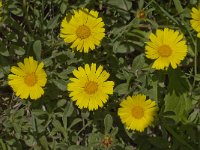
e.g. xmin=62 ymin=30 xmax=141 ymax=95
xmin=67 ymin=63 xmax=114 ymax=111
xmin=190 ymin=7 xmax=200 ymax=37
xmin=8 ymin=57 xmax=47 ymax=100
xmin=118 ymin=94 xmax=158 ymax=132
xmin=60 ymin=8 xmax=105 ymax=53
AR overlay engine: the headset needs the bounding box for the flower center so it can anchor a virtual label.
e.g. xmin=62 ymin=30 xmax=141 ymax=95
xmin=101 ymin=136 xmax=113 ymax=148
xmin=76 ymin=25 xmax=91 ymax=39
xmin=158 ymin=45 xmax=172 ymax=57
xmin=24 ymin=73 xmax=37 ymax=86
xmin=84 ymin=81 xmax=98 ymax=95
xmin=137 ymin=10 xmax=146 ymax=19
xmin=132 ymin=106 xmax=144 ymax=119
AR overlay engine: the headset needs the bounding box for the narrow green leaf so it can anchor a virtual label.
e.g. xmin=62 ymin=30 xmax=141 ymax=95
xmin=57 ymin=99 xmax=67 ymax=107
xmin=60 ymin=2 xmax=67 ymax=14
xmin=104 ymin=114 xmax=113 ymax=134
xmin=33 ymin=40 xmax=42 ymax=60
xmin=153 ymin=1 xmax=179 ymax=25
xmin=39 ymin=136 xmax=49 ymax=150
xmin=164 ymin=125 xmax=194 ymax=150
xmin=68 ymin=118 xmax=82 ymax=129
xmin=173 ymin=0 xmax=184 ymax=19
xmin=0 ymin=139 xmax=7 ymax=150
xmin=47 ymin=15 xmax=60 ymax=29
xmin=62 ymin=101 xmax=74 ymax=129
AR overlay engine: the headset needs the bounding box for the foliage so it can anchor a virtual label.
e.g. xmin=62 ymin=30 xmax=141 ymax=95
xmin=0 ymin=0 xmax=200 ymax=149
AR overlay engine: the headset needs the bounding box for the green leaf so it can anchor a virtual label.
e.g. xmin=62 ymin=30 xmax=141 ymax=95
xmin=52 ymin=79 xmax=67 ymax=91
xmin=104 ymin=114 xmax=113 ymax=134
xmin=60 ymin=2 xmax=67 ymax=14
xmin=68 ymin=145 xmax=88 ymax=150
xmin=0 ymin=42 xmax=9 ymax=56
xmin=68 ymin=118 xmax=82 ymax=129
xmin=88 ymin=132 xmax=102 ymax=147
xmin=52 ymin=120 xmax=68 ymax=140
xmin=39 ymin=136 xmax=49 ymax=149
xmin=62 ymin=101 xmax=74 ymax=129
xmin=114 ymin=83 xmax=129 ymax=95
xmin=63 ymin=101 xmax=74 ymax=118
xmin=138 ymin=0 xmax=144 ymax=9
xmin=47 ymin=15 xmax=60 ymax=29
xmin=167 ymin=69 xmax=190 ymax=94
xmin=107 ymin=0 xmax=132 ymax=11
xmin=164 ymin=92 xmax=192 ymax=122
xmin=110 ymin=127 xmax=118 ymax=136
xmin=57 ymin=99 xmax=67 ymax=107
xmin=173 ymin=0 xmax=184 ymax=19
xmin=132 ymin=54 xmax=145 ymax=72
xmin=14 ymin=47 xmax=25 ymax=56
xmin=0 ymin=139 xmax=7 ymax=150
xmin=33 ymin=40 xmax=42 ymax=60
xmin=55 ymin=143 xmax=68 ymax=149
xmin=148 ymin=137 xmax=169 ymax=149
xmin=113 ymin=41 xmax=135 ymax=53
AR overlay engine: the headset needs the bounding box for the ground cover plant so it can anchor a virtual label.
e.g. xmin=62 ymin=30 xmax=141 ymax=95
xmin=0 ymin=0 xmax=200 ymax=149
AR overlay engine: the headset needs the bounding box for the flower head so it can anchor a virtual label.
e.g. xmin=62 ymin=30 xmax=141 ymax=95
xmin=101 ymin=135 xmax=113 ymax=148
xmin=190 ymin=7 xmax=200 ymax=37
xmin=60 ymin=8 xmax=105 ymax=53
xmin=67 ymin=63 xmax=114 ymax=111
xmin=145 ymin=28 xmax=187 ymax=70
xmin=118 ymin=94 xmax=158 ymax=132
xmin=136 ymin=9 xmax=146 ymax=19
xmin=8 ymin=57 xmax=47 ymax=100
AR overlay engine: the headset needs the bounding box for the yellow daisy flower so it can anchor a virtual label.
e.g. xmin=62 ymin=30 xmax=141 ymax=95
xmin=67 ymin=63 xmax=114 ymax=111
xmin=145 ymin=28 xmax=187 ymax=70
xmin=118 ymin=94 xmax=158 ymax=132
xmin=8 ymin=57 xmax=47 ymax=100
xmin=190 ymin=7 xmax=200 ymax=37
xmin=60 ymin=8 xmax=105 ymax=53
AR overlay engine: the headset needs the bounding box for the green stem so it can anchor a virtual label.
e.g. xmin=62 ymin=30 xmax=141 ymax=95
xmin=22 ymin=0 xmax=33 ymax=35
xmin=193 ymin=38 xmax=198 ymax=87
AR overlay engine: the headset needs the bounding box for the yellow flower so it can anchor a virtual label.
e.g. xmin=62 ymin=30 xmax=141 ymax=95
xmin=67 ymin=63 xmax=114 ymax=111
xmin=60 ymin=8 xmax=105 ymax=53
xmin=145 ymin=28 xmax=187 ymax=70
xmin=8 ymin=57 xmax=47 ymax=100
xmin=118 ymin=94 xmax=158 ymax=132
xmin=190 ymin=7 xmax=200 ymax=37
